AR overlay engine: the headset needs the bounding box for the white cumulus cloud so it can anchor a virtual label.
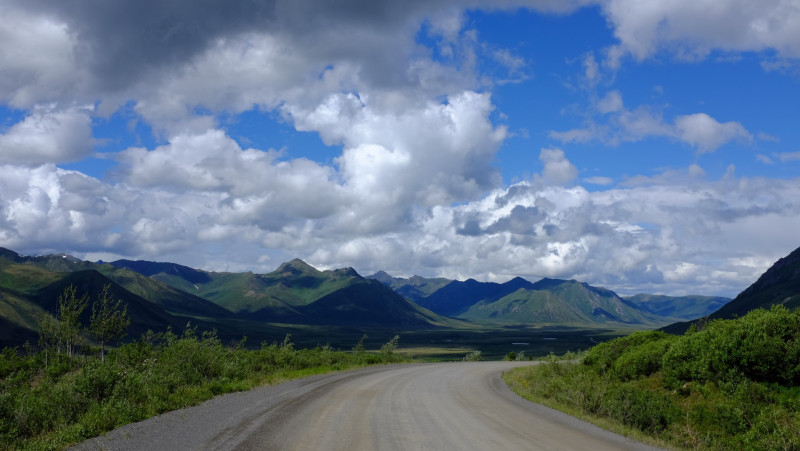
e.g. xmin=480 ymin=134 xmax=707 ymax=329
xmin=0 ymin=106 xmax=94 ymax=165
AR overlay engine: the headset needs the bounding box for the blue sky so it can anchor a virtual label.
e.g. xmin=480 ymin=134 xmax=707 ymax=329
xmin=1 ymin=0 xmax=799 ymax=297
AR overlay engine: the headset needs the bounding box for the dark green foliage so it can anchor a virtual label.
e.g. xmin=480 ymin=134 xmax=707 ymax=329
xmin=662 ymin=305 xmax=800 ymax=387
xmin=505 ymin=306 xmax=800 ymax=450
xmin=601 ymin=383 xmax=680 ymax=433
xmin=0 ymin=328 xmax=408 ymax=450
xmin=583 ymin=330 xmax=676 ymax=381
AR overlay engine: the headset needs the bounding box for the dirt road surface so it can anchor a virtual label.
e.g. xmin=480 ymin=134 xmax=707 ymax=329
xmin=72 ymin=361 xmax=662 ymax=450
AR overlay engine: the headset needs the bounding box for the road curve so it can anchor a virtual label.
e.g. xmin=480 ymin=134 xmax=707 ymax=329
xmin=72 ymin=362 xmax=661 ymax=451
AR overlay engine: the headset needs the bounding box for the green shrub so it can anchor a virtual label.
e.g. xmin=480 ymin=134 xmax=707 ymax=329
xmin=14 ymin=392 xmax=53 ymax=438
xmin=583 ymin=330 xmax=672 ymax=374
xmin=506 ymin=307 xmax=800 ymax=450
xmin=612 ymin=335 xmax=676 ymax=381
xmin=75 ymin=359 xmax=122 ymax=403
xmin=663 ymin=306 xmax=800 ymax=387
xmin=601 ymin=383 xmax=680 ymax=433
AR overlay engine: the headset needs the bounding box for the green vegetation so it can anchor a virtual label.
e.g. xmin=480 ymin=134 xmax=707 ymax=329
xmin=505 ymin=305 xmax=800 ymax=449
xmin=0 ymin=327 xmax=407 ymax=450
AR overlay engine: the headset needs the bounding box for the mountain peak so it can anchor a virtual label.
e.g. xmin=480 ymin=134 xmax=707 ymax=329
xmin=276 ymin=258 xmax=319 ymax=275
xmin=530 ymin=277 xmax=571 ymax=290
xmin=328 ymin=267 xmax=361 ymax=278
xmin=504 ymin=276 xmax=533 ymax=290
xmin=369 ymin=270 xmax=397 ymax=284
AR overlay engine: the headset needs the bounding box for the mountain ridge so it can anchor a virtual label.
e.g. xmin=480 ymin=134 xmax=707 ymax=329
xmin=663 ymin=245 xmax=800 ymax=334
xmin=6 ymin=245 xmax=786 ymax=350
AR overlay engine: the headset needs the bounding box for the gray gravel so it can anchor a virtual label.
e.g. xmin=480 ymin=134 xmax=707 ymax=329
xmin=71 ymin=362 xmax=664 ymax=450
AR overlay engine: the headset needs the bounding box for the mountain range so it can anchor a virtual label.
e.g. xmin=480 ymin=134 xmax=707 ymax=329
xmin=5 ymin=244 xmax=799 ymax=350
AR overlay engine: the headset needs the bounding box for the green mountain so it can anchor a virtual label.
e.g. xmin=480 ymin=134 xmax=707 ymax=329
xmin=103 ymin=259 xmax=211 ymax=284
xmin=370 ymin=271 xmax=679 ymax=326
xmin=0 ymin=249 xmax=233 ymax=320
xmin=715 ymin=246 xmax=800 ymax=315
xmin=0 ymin=257 xmax=187 ymax=344
xmin=0 ymin=250 xmax=302 ymax=349
xmin=93 ymin=266 xmax=234 ymax=319
xmin=0 ymin=285 xmax=49 ymax=346
xmin=624 ymin=294 xmax=730 ymax=320
xmin=664 ymin=245 xmax=800 ymax=333
xmin=110 ymin=257 xmax=456 ymax=328
xmin=367 ymin=272 xmax=452 ymax=303
xmin=459 ymin=279 xmax=670 ymax=326
xmin=297 ymin=279 xmax=457 ymax=329
xmin=413 ymin=277 xmax=535 ymax=317
xmin=112 ymin=258 xmax=363 ymax=317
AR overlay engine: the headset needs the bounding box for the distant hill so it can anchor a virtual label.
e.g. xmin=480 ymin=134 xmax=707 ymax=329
xmin=371 ymin=270 xmax=676 ymax=327
xmin=111 ymin=257 xmax=456 ymax=329
xmin=0 ymin=256 xmax=187 ymax=346
xmin=30 ymin=270 xmax=187 ymax=337
xmin=94 ymin=266 xmax=234 ymax=319
xmin=664 ymin=246 xmax=800 ymax=334
xmin=1 ymin=250 xmax=233 ymax=320
xmin=413 ymin=277 xmax=534 ymax=317
xmin=297 ymin=279 xmax=456 ymax=329
xmin=367 ymin=272 xmax=451 ymax=303
xmin=114 ymin=258 xmax=362 ymax=315
xmin=459 ymin=278 xmax=669 ymax=326
xmin=624 ymin=294 xmax=730 ymax=320
xmin=108 ymin=259 xmax=211 ymax=284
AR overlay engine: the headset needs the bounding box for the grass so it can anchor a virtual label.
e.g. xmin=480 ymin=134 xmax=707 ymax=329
xmin=0 ymin=327 xmax=407 ymax=451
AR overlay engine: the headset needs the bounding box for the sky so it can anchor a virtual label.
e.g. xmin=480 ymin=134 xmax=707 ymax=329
xmin=1 ymin=0 xmax=799 ymax=298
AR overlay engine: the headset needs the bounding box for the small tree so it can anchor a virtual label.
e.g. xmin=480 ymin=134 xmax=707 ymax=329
xmin=380 ymin=335 xmax=400 ymax=361
xmin=353 ymin=333 xmax=367 ymax=354
xmin=463 ymin=350 xmax=482 ymax=361
xmin=57 ymin=285 xmax=88 ymax=358
xmin=89 ymin=285 xmax=130 ymax=362
xmin=38 ymin=313 xmax=61 ymax=367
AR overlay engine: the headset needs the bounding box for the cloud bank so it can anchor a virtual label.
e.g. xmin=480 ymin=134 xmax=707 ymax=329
xmin=1 ymin=0 xmax=799 ymax=297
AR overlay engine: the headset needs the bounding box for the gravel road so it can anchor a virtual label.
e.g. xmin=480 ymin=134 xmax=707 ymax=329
xmin=71 ymin=361 xmax=662 ymax=450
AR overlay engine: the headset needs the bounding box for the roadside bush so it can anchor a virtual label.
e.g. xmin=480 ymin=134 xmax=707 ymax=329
xmin=506 ymin=307 xmax=800 ymax=450
xmin=14 ymin=392 xmax=53 ymax=438
xmin=601 ymin=383 xmax=680 ymax=434
xmin=612 ymin=335 xmax=676 ymax=381
xmin=663 ymin=306 xmax=800 ymax=388
xmin=583 ymin=330 xmax=672 ymax=374
xmin=75 ymin=359 xmax=122 ymax=403
xmin=0 ymin=393 xmax=18 ymax=445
